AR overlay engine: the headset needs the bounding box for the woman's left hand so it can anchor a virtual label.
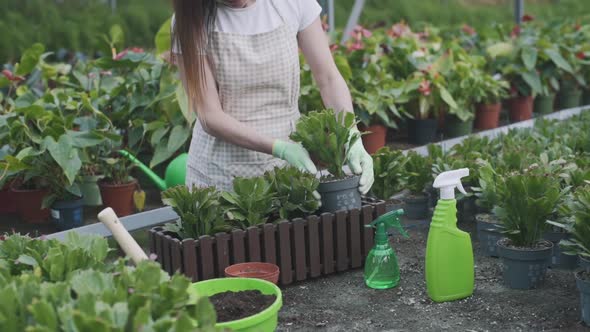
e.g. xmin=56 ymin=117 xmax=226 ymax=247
xmin=347 ymin=139 xmax=374 ymax=195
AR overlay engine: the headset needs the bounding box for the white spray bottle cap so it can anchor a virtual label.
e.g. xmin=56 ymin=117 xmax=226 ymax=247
xmin=433 ymin=168 xmax=469 ymax=200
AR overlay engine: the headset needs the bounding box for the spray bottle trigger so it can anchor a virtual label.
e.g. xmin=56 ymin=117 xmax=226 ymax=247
xmin=368 ymin=209 xmax=409 ymax=238
xmin=456 ymin=182 xmax=467 ymax=195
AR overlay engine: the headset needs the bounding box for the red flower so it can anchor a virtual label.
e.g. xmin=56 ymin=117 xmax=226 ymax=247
xmin=511 ymin=25 xmax=521 ymax=38
xmin=522 ymin=14 xmax=534 ymax=22
xmin=0 ymin=235 xmax=4 ymax=241
xmin=1 ymin=69 xmax=25 ymax=82
xmin=129 ymin=47 xmax=144 ymax=53
xmin=418 ymin=80 xmax=431 ymax=96
xmin=462 ymin=24 xmax=476 ymax=36
xmin=576 ymin=52 xmax=585 ymax=60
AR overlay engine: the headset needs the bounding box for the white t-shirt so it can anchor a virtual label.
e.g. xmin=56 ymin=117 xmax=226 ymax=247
xmin=172 ymin=0 xmax=322 ymax=53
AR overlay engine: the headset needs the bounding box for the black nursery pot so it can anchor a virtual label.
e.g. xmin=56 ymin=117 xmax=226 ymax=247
xmin=497 ymin=239 xmax=553 ymax=290
xmin=576 ymin=271 xmax=590 ymax=326
xmin=317 ymin=175 xmax=362 ymax=213
xmin=51 ymin=197 xmax=84 ymax=231
xmin=407 ymin=118 xmax=437 ymax=146
xmin=403 ymin=192 xmax=430 ymax=220
xmin=543 ymin=232 xmax=579 ymax=269
xmin=475 ymin=213 xmax=503 ymax=257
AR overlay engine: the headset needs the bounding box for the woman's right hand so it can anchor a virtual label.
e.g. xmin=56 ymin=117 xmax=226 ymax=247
xmin=272 ymin=140 xmax=317 ymax=174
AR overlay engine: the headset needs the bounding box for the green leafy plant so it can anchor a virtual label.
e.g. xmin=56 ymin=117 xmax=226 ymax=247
xmin=290 ymin=109 xmax=360 ymax=179
xmin=265 ymin=166 xmax=320 ymax=220
xmin=548 ymin=186 xmax=590 ymax=259
xmin=100 ymin=156 xmax=135 ymax=185
xmin=161 ymin=185 xmax=228 ymax=239
xmin=222 ymin=177 xmax=276 ymax=229
xmin=471 ymin=159 xmax=503 ymax=212
xmin=404 ymin=151 xmax=433 ymax=196
xmin=493 ymin=166 xmax=564 ymax=247
xmin=370 ymin=147 xmax=408 ymax=200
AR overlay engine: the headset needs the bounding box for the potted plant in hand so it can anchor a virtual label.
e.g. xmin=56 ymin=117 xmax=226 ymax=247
xmin=494 ymin=166 xmax=563 ymax=289
xmin=547 ymin=185 xmax=590 ymax=325
xmin=402 ymin=151 xmax=433 ymax=220
xmin=99 ymin=155 xmax=138 ymax=217
xmin=290 ymin=109 xmax=363 ymax=213
xmin=370 ymin=147 xmax=408 ymax=212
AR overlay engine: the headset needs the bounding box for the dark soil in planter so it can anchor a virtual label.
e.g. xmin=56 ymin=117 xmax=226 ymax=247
xmin=209 ymin=290 xmax=276 ymax=323
xmin=277 ymin=222 xmax=582 ymax=331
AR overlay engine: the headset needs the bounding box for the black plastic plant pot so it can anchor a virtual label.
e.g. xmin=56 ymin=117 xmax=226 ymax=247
xmin=575 ymin=271 xmax=590 ymax=326
xmin=534 ymin=94 xmax=555 ymax=115
xmin=385 ymin=198 xmax=405 ymax=213
xmin=318 ymin=175 xmax=362 ymax=213
xmin=444 ymin=115 xmax=473 ymax=139
xmin=556 ymin=89 xmax=582 ymax=110
xmin=51 ymin=197 xmax=84 ymax=231
xmin=580 ymin=256 xmax=590 ymax=271
xmin=544 ymin=232 xmax=579 ymax=269
xmin=475 ymin=213 xmax=503 ymax=257
xmin=403 ymin=193 xmax=430 ymax=220
xmin=497 ymin=238 xmax=553 ymax=290
xmin=407 ymin=118 xmax=437 ymax=146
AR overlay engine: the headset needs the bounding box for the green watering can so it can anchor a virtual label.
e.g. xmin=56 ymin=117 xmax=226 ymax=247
xmin=119 ymin=150 xmax=187 ymax=191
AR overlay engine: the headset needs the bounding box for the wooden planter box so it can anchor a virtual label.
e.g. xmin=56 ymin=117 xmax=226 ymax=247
xmin=149 ymin=200 xmax=387 ymax=285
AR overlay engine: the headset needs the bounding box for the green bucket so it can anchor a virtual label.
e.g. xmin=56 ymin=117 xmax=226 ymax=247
xmin=189 ymin=278 xmax=283 ymax=332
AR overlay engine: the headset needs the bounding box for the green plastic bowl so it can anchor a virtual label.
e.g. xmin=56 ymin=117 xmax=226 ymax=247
xmin=189 ymin=277 xmax=283 ymax=332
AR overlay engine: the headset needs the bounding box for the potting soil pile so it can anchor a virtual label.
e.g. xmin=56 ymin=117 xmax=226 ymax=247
xmin=209 ymin=290 xmax=276 ymax=322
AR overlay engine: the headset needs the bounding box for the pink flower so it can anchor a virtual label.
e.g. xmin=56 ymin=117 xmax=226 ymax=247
xmin=88 ymin=72 xmax=97 ymax=79
xmin=418 ymin=80 xmax=431 ymax=96
xmin=522 ymin=14 xmax=534 ymax=22
xmin=347 ymin=41 xmax=364 ymax=52
xmin=330 ymin=44 xmax=340 ymax=52
xmin=388 ymin=22 xmax=410 ymax=38
xmin=511 ymin=25 xmax=521 ymax=38
xmin=129 ymin=47 xmax=145 ymax=53
xmin=100 ymin=70 xmax=112 ymax=76
xmin=113 ymin=50 xmax=128 ymax=61
xmin=2 ymin=69 xmax=25 ymax=82
xmin=462 ymin=24 xmax=476 ymax=36
xmin=351 ymin=25 xmax=372 ymax=38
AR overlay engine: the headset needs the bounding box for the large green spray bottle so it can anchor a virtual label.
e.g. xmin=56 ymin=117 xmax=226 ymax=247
xmin=425 ymin=168 xmax=474 ymax=302
xmin=364 ymin=209 xmax=409 ymax=289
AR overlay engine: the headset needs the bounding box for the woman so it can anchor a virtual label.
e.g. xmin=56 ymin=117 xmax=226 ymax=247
xmin=171 ymin=0 xmax=373 ymax=194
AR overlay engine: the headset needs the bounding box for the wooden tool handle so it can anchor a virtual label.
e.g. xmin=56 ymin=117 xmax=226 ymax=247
xmin=98 ymin=207 xmax=149 ymax=265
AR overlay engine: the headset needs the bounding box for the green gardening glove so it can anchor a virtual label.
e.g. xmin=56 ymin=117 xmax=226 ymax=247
xmin=347 ymin=128 xmax=374 ymax=195
xmin=272 ymin=140 xmax=318 ymax=174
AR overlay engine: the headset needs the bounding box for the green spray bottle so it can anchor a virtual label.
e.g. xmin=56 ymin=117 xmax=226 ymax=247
xmin=364 ymin=209 xmax=409 ymax=289
xmin=425 ymin=168 xmax=474 ymax=302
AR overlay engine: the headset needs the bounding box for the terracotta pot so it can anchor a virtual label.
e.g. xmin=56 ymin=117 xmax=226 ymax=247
xmin=506 ymin=96 xmax=534 ymax=123
xmin=0 ymin=182 xmax=17 ymax=214
xmin=475 ymin=103 xmax=502 ymax=130
xmin=360 ymin=124 xmax=387 ymax=155
xmin=10 ymin=184 xmax=50 ymax=223
xmin=224 ymin=262 xmax=280 ymax=285
xmin=99 ymin=179 xmax=137 ymax=217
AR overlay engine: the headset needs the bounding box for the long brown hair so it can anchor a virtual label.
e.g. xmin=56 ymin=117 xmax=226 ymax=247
xmin=171 ymin=0 xmax=218 ymax=106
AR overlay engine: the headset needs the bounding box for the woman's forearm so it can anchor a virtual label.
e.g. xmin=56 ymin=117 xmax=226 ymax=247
xmin=199 ymin=110 xmax=275 ymax=155
xmin=317 ymin=71 xmax=354 ymax=115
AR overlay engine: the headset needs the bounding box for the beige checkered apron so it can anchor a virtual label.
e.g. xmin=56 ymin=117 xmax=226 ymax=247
xmin=186 ymin=0 xmax=300 ymax=191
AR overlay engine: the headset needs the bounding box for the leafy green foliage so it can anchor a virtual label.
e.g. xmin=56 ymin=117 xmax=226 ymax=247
xmin=493 ymin=166 xmax=564 ymax=247
xmin=548 ymin=186 xmax=590 ymax=259
xmin=222 ymin=177 xmax=276 ymax=229
xmin=370 ymin=147 xmax=408 ymax=200
xmin=471 ymin=160 xmax=503 ymax=212
xmin=161 ymin=185 xmax=227 ymax=239
xmin=0 ymin=233 xmax=222 ymax=332
xmin=403 ymin=151 xmax=432 ymax=195
xmin=290 ymin=109 xmax=360 ymax=179
xmin=265 ymin=166 xmax=320 ymax=220
xmin=100 ymin=156 xmax=135 ymax=185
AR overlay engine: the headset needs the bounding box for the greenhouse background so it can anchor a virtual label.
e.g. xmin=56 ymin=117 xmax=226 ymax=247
xmin=2 ymin=0 xmax=590 ymax=331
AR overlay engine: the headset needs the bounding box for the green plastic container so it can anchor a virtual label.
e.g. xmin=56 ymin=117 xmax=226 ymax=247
xmin=444 ymin=115 xmax=473 ymax=139
xmin=534 ymin=94 xmax=555 ymax=115
xmin=189 ymin=278 xmax=282 ymax=332
xmin=79 ymin=175 xmax=103 ymax=206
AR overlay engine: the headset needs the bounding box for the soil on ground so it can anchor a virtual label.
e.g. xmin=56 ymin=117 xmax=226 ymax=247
xmin=209 ymin=290 xmax=276 ymax=323
xmin=277 ymin=221 xmax=588 ymax=332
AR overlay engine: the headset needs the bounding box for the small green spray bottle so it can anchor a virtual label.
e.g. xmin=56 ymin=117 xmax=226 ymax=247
xmin=364 ymin=209 xmax=409 ymax=289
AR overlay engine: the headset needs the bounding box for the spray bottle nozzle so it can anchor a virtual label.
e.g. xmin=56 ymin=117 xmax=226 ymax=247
xmin=366 ymin=209 xmax=409 ymax=238
xmin=433 ymin=168 xmax=470 ymax=200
